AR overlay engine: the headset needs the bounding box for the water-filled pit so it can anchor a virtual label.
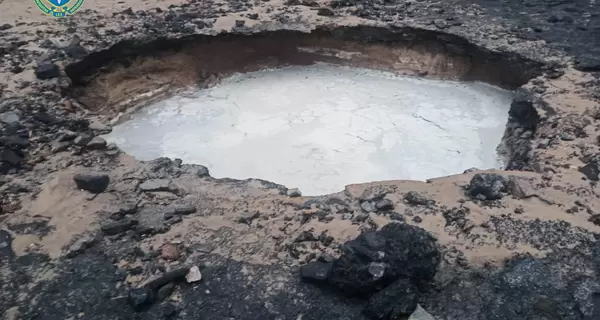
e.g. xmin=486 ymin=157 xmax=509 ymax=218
xmin=103 ymin=64 xmax=514 ymax=195
xmin=67 ymin=27 xmax=542 ymax=195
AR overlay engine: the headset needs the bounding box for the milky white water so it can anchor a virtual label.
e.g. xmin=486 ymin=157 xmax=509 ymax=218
xmin=105 ymin=64 xmax=514 ymax=195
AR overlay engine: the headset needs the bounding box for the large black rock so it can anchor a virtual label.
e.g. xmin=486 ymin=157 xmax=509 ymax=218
xmin=34 ymin=62 xmax=60 ymax=80
xmin=73 ymin=171 xmax=110 ymax=193
xmin=466 ymin=173 xmax=508 ymax=200
xmin=579 ymin=154 xmax=600 ymax=181
xmin=328 ymin=223 xmax=440 ymax=296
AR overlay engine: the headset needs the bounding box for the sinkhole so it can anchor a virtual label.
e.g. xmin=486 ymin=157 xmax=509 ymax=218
xmin=67 ymin=27 xmax=543 ymax=196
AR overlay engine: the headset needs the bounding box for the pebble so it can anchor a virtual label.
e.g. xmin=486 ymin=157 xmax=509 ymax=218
xmin=287 ymin=188 xmax=302 ymax=197
xmin=186 ymin=265 xmax=202 ymax=283
xmin=161 ymin=243 xmax=181 ymax=261
xmin=86 ymin=136 xmax=107 ymax=150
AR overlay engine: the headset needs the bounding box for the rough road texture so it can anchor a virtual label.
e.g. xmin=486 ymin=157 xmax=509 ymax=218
xmin=1 ymin=0 xmax=600 ymax=319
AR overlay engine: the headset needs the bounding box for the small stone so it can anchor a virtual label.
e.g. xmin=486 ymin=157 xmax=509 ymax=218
xmin=186 ymin=265 xmax=202 ymax=283
xmin=317 ymin=7 xmax=334 ymax=16
xmin=433 ymin=19 xmax=448 ymax=29
xmin=588 ymin=214 xmax=600 ymax=226
xmin=73 ymin=171 xmax=110 ymax=193
xmin=74 ymin=134 xmax=93 ymax=146
xmin=580 ymin=155 xmax=600 ymax=181
xmin=86 ymin=136 xmax=107 ymax=150
xmin=196 ymin=165 xmax=210 ymax=177
xmin=50 ymin=140 xmax=71 ymax=154
xmin=128 ymin=287 xmax=154 ymax=311
xmin=157 ymin=283 xmax=175 ymax=301
xmin=0 ymin=111 xmax=20 ymax=124
xmin=161 ymin=244 xmax=181 ymax=261
xmin=235 ymin=20 xmax=245 ymax=27
xmin=65 ymin=234 xmax=97 ymax=258
xmin=514 ymin=207 xmax=524 ymax=214
xmin=295 ymin=230 xmax=317 ymax=242
xmin=34 ymin=62 xmax=60 ymax=80
xmin=360 ymin=201 xmax=375 ymax=212
xmin=287 ymin=188 xmax=302 ymax=197
xmin=408 ymin=304 xmax=436 ymax=320
xmin=247 ymin=13 xmax=259 ymax=20
xmin=0 ymin=23 xmax=13 ymax=31
xmin=507 ymin=176 xmax=536 ymax=199
xmin=404 ymin=191 xmax=434 ymax=205
xmin=173 ymin=205 xmax=196 ymax=215
xmin=300 ymin=261 xmax=332 ymax=283
xmin=101 ymin=219 xmax=135 ymax=235
xmin=389 ymin=212 xmax=405 ymax=222
xmin=89 ymin=120 xmax=109 ymax=131
xmin=412 ymin=216 xmax=423 ymax=223
xmin=368 ymin=262 xmax=386 ymax=280
xmin=353 ymin=212 xmax=370 ymax=223
xmin=560 ymin=132 xmax=575 ymax=141
xmin=374 ymin=199 xmax=394 ymax=211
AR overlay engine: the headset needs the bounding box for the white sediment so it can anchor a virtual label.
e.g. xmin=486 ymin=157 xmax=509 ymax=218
xmin=105 ymin=64 xmax=513 ymax=195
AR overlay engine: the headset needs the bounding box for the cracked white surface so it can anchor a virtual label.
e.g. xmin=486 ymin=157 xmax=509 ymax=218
xmin=105 ymin=64 xmax=514 ymax=195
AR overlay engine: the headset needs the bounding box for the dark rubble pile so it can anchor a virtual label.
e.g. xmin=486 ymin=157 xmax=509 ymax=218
xmin=300 ymin=223 xmax=441 ymax=319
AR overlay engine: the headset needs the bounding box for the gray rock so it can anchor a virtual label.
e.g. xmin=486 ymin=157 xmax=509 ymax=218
xmin=404 ymin=191 xmax=434 ymax=205
xmin=466 ymin=173 xmax=508 ymax=200
xmin=101 ymin=219 xmax=135 ymax=235
xmin=300 ymin=261 xmax=333 ymax=283
xmin=507 ymin=176 xmax=536 ymax=199
xmin=374 ymin=199 xmax=394 ymax=211
xmin=360 ymin=201 xmax=375 ymax=212
xmin=34 ymin=62 xmax=60 ymax=79
xmin=287 ymin=188 xmax=302 ymax=197
xmin=74 ymin=134 xmax=93 ymax=146
xmin=353 ymin=212 xmax=370 ymax=223
xmin=389 ymin=212 xmax=405 ymax=222
xmin=359 ymin=185 xmax=396 ymax=202
xmin=560 ymin=132 xmax=575 ymax=141
xmin=173 ymin=205 xmax=196 ymax=215
xmin=317 ymin=7 xmax=335 ymax=16
xmin=86 ymin=136 xmax=107 ymax=150
xmin=88 ymin=120 xmax=109 ymax=131
xmin=579 ymin=154 xmax=600 ymax=181
xmin=51 ymin=140 xmax=71 ymax=153
xmin=367 ymin=262 xmax=386 ymax=280
xmin=196 ymin=165 xmax=210 ymax=177
xmin=73 ymin=172 xmax=110 ymax=193
xmin=0 ymin=111 xmax=19 ymax=124
xmin=408 ymin=305 xmax=436 ymax=320
xmin=65 ymin=234 xmax=98 ymax=258
xmin=139 ymin=179 xmax=172 ymax=192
